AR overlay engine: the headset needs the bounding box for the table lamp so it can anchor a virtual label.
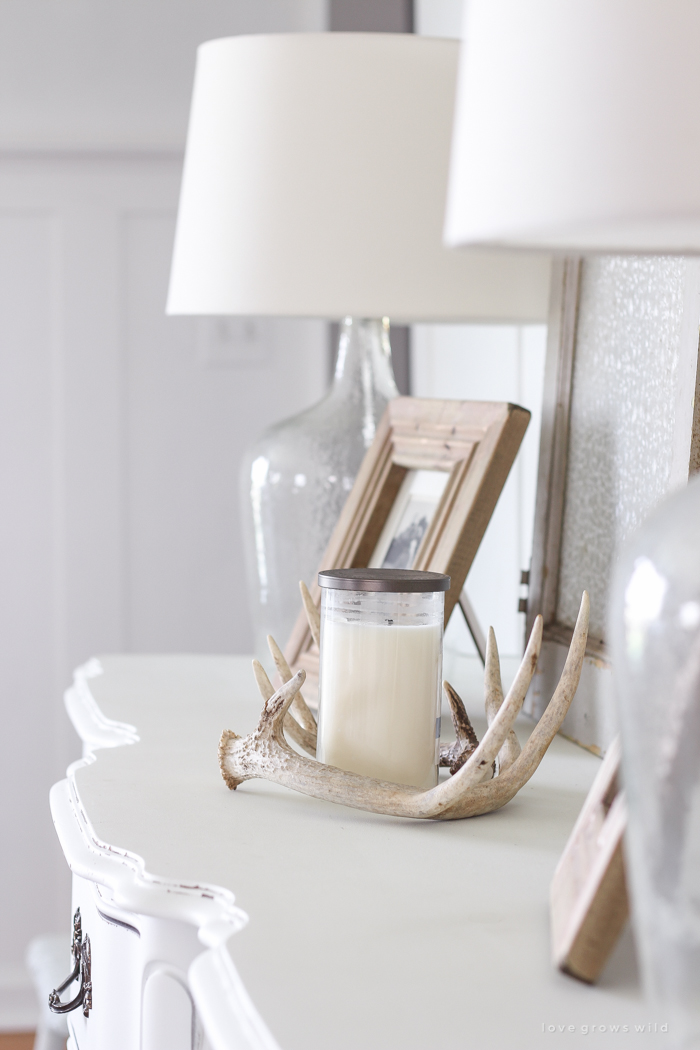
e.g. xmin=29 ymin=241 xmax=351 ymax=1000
xmin=444 ymin=0 xmax=700 ymax=254
xmin=442 ymin=3 xmax=700 ymax=1042
xmin=167 ymin=31 xmax=551 ymax=657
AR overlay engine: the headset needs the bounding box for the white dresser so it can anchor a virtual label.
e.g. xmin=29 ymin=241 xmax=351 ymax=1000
xmin=50 ymin=654 xmax=649 ymax=1050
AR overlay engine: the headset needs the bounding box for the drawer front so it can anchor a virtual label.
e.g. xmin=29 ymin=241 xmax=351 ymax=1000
xmin=64 ymin=875 xmax=206 ymax=1050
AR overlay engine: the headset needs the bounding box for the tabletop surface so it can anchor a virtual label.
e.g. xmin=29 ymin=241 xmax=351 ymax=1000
xmin=71 ymin=654 xmax=648 ymax=1049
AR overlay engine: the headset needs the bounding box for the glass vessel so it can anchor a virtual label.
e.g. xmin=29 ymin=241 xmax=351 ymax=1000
xmin=610 ymin=474 xmax=700 ymax=1048
xmin=317 ymin=568 xmax=449 ymax=790
xmin=240 ymin=318 xmax=399 ymax=661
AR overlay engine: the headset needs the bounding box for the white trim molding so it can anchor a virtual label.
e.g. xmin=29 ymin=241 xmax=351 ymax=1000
xmin=53 ymin=658 xmax=281 ymax=1050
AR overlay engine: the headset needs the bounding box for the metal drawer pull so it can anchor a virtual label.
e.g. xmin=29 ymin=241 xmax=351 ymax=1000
xmin=49 ymin=908 xmax=92 ymax=1017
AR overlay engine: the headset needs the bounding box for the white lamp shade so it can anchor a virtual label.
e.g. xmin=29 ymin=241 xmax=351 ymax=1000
xmin=167 ymin=33 xmax=550 ymax=322
xmin=445 ymin=0 xmax=700 ymax=254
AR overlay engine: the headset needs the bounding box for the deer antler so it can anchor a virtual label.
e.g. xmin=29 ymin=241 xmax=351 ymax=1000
xmin=265 ymin=634 xmax=317 ymax=755
xmin=484 ymin=626 xmax=522 ymax=773
xmin=439 ymin=681 xmax=480 ymax=775
xmin=219 ymin=591 xmax=589 ymax=820
xmin=299 ymin=580 xmax=321 ymax=648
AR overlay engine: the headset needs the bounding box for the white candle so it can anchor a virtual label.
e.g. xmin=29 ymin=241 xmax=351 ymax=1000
xmin=317 ymin=619 xmax=442 ymax=790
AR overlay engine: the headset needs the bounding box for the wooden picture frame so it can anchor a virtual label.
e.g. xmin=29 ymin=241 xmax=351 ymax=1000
xmin=284 ymin=396 xmax=531 ymax=699
xmin=550 ymin=736 xmax=629 ymax=983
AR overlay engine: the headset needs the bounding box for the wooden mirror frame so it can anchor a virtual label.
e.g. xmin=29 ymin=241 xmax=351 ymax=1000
xmin=525 ymin=257 xmax=602 ymax=656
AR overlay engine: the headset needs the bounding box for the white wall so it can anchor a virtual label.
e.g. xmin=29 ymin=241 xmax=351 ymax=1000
xmin=0 ymin=2 xmax=328 ymax=1029
xmin=0 ymin=0 xmax=327 ymax=150
xmin=414 ymin=0 xmax=464 ymax=37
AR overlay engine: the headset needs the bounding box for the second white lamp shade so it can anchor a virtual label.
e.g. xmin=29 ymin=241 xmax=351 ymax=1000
xmin=167 ymin=32 xmax=550 ymax=322
xmin=445 ymin=0 xmax=700 ymax=254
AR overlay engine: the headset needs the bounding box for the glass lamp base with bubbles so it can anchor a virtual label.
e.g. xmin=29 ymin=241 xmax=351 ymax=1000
xmin=240 ymin=317 xmax=399 ymax=664
xmin=610 ymin=473 xmax=700 ymax=1048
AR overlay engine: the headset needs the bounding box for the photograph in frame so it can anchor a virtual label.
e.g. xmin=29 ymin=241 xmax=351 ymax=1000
xmin=369 ymin=470 xmax=449 ymax=571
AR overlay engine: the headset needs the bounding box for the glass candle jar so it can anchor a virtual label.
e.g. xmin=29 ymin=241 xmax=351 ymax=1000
xmin=317 ymin=568 xmax=450 ymax=790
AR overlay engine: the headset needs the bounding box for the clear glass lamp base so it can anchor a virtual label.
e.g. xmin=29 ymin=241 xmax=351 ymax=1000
xmin=240 ymin=318 xmax=399 ymax=662
xmin=610 ymin=473 xmax=700 ymax=1048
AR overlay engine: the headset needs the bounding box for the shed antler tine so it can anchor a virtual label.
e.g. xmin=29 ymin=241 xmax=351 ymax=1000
xmin=440 ymin=681 xmax=479 ymax=775
xmin=264 ymin=637 xmax=317 ymax=757
xmin=477 ymin=593 xmax=590 ymax=803
xmin=484 ymin=627 xmax=503 ymax=723
xmin=253 ymin=658 xmax=306 ymax=723
xmin=253 ymin=657 xmax=303 ymax=721
xmin=453 ymin=615 xmax=542 ymax=786
xmin=267 ymin=634 xmax=317 ymax=732
xmin=300 ymin=581 xmax=321 ymax=649
xmin=254 ymin=668 xmax=307 ymax=728
xmin=271 ymin=670 xmax=307 ymax=724
xmin=443 ymin=680 xmax=477 ymax=746
xmin=252 ymin=659 xmax=275 ymax=703
xmin=484 ymin=625 xmax=521 ymax=772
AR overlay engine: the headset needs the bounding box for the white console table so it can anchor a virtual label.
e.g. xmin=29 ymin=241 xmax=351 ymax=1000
xmin=50 ymin=654 xmax=649 ymax=1050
